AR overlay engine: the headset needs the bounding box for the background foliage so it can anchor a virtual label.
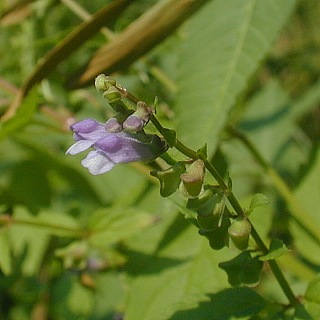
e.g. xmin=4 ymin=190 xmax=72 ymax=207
xmin=0 ymin=0 xmax=320 ymax=319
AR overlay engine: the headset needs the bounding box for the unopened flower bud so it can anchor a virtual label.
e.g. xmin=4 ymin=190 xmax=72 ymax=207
xmin=180 ymin=159 xmax=205 ymax=198
xmin=135 ymin=101 xmax=152 ymax=122
xmin=95 ymin=74 xmax=116 ymax=92
xmin=105 ymin=118 xmax=123 ymax=133
xmin=228 ymin=217 xmax=251 ymax=250
xmin=102 ymin=86 xmax=122 ymax=102
xmin=123 ymin=115 xmax=145 ymax=132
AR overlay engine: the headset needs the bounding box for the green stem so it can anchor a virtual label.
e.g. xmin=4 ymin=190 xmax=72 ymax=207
xmin=114 ymin=84 xmax=298 ymax=305
xmin=228 ymin=126 xmax=320 ymax=246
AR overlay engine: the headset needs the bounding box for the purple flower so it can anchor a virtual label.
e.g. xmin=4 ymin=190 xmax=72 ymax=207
xmin=66 ymin=118 xmax=166 ymax=175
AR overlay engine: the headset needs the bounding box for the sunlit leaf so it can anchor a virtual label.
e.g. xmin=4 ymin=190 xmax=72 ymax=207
xmin=259 ymin=239 xmax=290 ymax=261
xmin=249 ymin=193 xmax=270 ymax=214
xmin=125 ymin=237 xmax=229 ymax=320
xmin=175 ymin=0 xmax=297 ymax=153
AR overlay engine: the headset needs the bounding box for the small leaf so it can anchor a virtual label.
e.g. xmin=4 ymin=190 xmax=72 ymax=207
xmin=305 ymin=274 xmax=320 ymax=304
xmin=196 ymin=144 xmax=208 ymax=159
xmin=0 ymin=231 xmax=12 ymax=275
xmin=219 ymin=251 xmax=263 ymax=287
xmin=259 ymin=239 xmax=290 ymax=261
xmin=162 ymin=128 xmax=177 ymax=147
xmin=249 ymin=193 xmax=270 ymax=214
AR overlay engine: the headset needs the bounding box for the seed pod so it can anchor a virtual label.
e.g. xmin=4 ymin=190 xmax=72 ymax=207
xmin=228 ymin=217 xmax=252 ymax=250
xmin=179 ymin=159 xmax=205 ymax=198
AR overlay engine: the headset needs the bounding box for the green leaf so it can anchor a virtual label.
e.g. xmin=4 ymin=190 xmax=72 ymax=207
xmin=294 ymin=304 xmax=314 ymax=320
xmin=9 ymin=207 xmax=50 ymax=275
xmin=0 ymin=89 xmax=38 ymax=140
xmin=88 ymin=206 xmax=156 ymax=246
xmin=249 ymin=193 xmax=270 ymax=214
xmin=0 ymin=230 xmax=12 ymax=275
xmin=259 ymin=239 xmax=290 ymax=261
xmin=305 ymin=274 xmax=320 ymax=304
xmin=36 ymin=211 xmax=82 ymax=237
xmin=175 ymin=0 xmax=297 ymax=153
xmin=124 ymin=238 xmax=229 ymax=320
xmin=171 ymin=287 xmax=265 ymax=319
xmin=162 ymin=128 xmax=177 ymax=147
xmin=291 ymin=148 xmax=320 ymax=265
xmin=219 ymin=251 xmax=263 ymax=287
xmin=67 ymin=280 xmax=94 ymax=315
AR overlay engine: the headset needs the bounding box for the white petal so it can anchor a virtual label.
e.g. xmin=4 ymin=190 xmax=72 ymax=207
xmin=66 ymin=140 xmax=94 ymax=155
xmin=81 ymin=151 xmax=115 ymax=175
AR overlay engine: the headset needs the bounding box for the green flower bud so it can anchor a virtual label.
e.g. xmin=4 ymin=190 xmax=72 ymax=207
xmin=179 ymin=159 xmax=205 ymax=198
xmin=95 ymin=74 xmax=116 ymax=92
xmin=228 ymin=217 xmax=251 ymax=250
xmin=151 ymin=162 xmax=186 ymax=197
xmin=102 ymin=86 xmax=122 ymax=102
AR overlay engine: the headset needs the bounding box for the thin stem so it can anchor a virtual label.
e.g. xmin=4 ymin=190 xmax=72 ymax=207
xmin=114 ymin=84 xmax=298 ymax=305
xmin=228 ymin=126 xmax=320 ymax=246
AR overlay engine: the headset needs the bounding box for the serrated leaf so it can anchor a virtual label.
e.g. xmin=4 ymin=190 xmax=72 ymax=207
xmin=171 ymin=287 xmax=265 ymax=319
xmin=249 ymin=193 xmax=270 ymax=213
xmin=305 ymin=274 xmax=320 ymax=304
xmin=219 ymin=251 xmax=263 ymax=287
xmin=0 ymin=231 xmax=12 ymax=275
xmin=259 ymin=239 xmax=290 ymax=261
xmin=175 ymin=0 xmax=297 ymax=153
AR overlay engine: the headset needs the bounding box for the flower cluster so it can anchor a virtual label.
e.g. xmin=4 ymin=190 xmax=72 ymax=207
xmin=66 ymin=118 xmax=166 ymax=175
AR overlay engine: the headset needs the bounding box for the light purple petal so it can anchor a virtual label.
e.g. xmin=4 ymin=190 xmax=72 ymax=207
xmin=66 ymin=140 xmax=94 ymax=155
xmin=81 ymin=151 xmax=115 ymax=175
xmin=71 ymin=118 xmax=100 ymax=133
xmin=71 ymin=119 xmax=107 ymax=142
xmin=95 ymin=135 xmax=122 ymax=153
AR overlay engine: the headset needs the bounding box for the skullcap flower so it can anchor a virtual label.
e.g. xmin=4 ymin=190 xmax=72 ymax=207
xmin=66 ymin=118 xmax=166 ymax=175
